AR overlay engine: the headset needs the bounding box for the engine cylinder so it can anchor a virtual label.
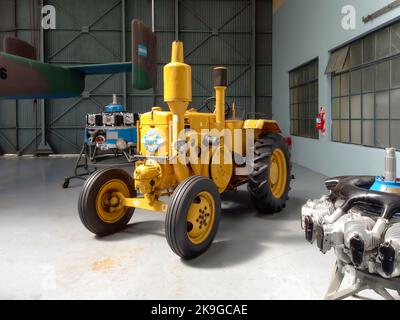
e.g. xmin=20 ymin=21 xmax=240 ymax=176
xmin=344 ymin=217 xmax=376 ymax=251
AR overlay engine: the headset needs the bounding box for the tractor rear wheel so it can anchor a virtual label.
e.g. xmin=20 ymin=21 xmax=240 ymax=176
xmin=165 ymin=176 xmax=221 ymax=260
xmin=248 ymin=133 xmax=291 ymax=214
xmin=78 ymin=168 xmax=136 ymax=236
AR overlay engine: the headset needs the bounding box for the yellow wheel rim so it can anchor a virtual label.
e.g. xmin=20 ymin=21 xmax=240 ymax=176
xmin=96 ymin=179 xmax=129 ymax=224
xmin=269 ymin=149 xmax=287 ymax=199
xmin=186 ymin=191 xmax=216 ymax=245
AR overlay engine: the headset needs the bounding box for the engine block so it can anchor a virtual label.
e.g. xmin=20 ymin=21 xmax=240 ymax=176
xmin=302 ymin=181 xmax=400 ymax=279
xmin=84 ymin=96 xmax=138 ymax=152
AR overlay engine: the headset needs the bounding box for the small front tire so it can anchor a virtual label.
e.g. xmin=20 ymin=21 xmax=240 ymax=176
xmin=165 ymin=176 xmax=221 ymax=260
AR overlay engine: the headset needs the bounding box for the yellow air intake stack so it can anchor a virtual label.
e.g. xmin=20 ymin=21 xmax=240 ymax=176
xmin=164 ymin=41 xmax=192 ymax=182
xmin=213 ymin=67 xmax=228 ymax=128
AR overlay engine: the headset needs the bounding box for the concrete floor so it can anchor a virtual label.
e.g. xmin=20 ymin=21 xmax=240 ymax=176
xmin=0 ymin=157 xmax=396 ymax=300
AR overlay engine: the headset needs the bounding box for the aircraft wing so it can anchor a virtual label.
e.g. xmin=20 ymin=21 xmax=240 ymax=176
xmin=0 ymin=19 xmax=156 ymax=100
xmin=67 ymin=62 xmax=132 ymax=75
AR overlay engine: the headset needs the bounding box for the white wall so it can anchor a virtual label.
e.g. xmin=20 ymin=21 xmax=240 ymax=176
xmin=273 ymin=0 xmax=400 ymax=177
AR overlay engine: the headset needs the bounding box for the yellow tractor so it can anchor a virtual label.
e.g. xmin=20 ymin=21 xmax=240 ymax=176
xmin=78 ymin=41 xmax=292 ymax=259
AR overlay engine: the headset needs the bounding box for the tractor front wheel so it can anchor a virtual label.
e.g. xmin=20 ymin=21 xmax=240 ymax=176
xmin=248 ymin=133 xmax=291 ymax=214
xmin=165 ymin=176 xmax=221 ymax=260
xmin=78 ymin=168 xmax=136 ymax=236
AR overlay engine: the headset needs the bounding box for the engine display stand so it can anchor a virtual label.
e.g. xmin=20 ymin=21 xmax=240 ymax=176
xmin=62 ymin=143 xmax=136 ymax=189
xmin=325 ymin=260 xmax=400 ymax=300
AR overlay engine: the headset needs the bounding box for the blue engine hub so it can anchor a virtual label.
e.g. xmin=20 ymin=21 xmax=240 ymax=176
xmin=104 ymin=103 xmax=125 ymax=113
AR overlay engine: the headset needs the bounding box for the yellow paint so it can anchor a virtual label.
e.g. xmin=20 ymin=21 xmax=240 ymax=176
xmin=225 ymin=120 xmax=245 ymax=155
xmin=96 ymin=179 xmax=130 ymax=224
xmin=270 ymin=148 xmax=288 ymax=199
xmin=171 ymin=114 xmax=190 ymax=183
xmin=134 ymin=159 xmax=163 ymax=197
xmin=158 ymin=163 xmax=177 ymax=190
xmin=126 ymin=39 xmax=289 ymax=216
xmin=186 ymin=191 xmax=216 ymax=245
xmin=138 ymin=109 xmax=170 ymax=158
xmin=164 ymin=42 xmax=192 ymax=108
xmin=164 ymin=41 xmax=191 ymax=183
xmin=243 ymin=119 xmax=282 ymax=134
xmin=210 ymin=146 xmax=233 ymax=193
xmin=215 ymin=86 xmax=226 ymax=125
xmin=120 ymin=194 xmax=168 ymax=213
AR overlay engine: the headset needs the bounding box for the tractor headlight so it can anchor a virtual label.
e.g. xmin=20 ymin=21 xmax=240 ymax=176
xmin=144 ymin=129 xmax=165 ymax=153
xmin=116 ymin=139 xmax=128 ymax=151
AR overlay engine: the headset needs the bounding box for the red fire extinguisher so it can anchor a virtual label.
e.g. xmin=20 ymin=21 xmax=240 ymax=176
xmin=316 ymin=106 xmax=326 ymax=135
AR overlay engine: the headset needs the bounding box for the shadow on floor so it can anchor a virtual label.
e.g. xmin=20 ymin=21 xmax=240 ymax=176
xmin=221 ymin=189 xmax=304 ymax=222
xmin=182 ymin=239 xmax=265 ymax=269
xmin=95 ymin=188 xmax=307 ymax=269
xmin=95 ymin=220 xmax=165 ymax=242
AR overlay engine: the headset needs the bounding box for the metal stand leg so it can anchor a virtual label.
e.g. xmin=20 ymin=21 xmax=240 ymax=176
xmin=325 ymin=261 xmax=345 ymax=298
xmin=62 ymin=144 xmax=96 ymax=188
xmin=373 ymin=287 xmax=395 ymax=300
xmin=61 ymin=142 xmax=137 ymax=189
xmin=324 ymin=261 xmax=366 ymax=300
xmin=325 ymin=260 xmax=397 ymax=300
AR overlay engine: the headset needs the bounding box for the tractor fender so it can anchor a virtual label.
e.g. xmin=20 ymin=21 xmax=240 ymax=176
xmin=243 ymin=119 xmax=282 ymax=135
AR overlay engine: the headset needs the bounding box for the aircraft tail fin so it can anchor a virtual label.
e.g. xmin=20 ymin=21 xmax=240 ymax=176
xmin=4 ymin=37 xmax=37 ymax=60
xmin=131 ymin=20 xmax=157 ymax=90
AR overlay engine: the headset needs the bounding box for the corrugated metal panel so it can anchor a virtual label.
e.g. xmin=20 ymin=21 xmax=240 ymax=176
xmin=45 ymin=0 xmax=124 ymax=153
xmin=0 ymin=0 xmax=17 ymax=154
xmin=16 ymin=0 xmax=36 ymax=29
xmin=0 ymin=0 xmax=16 ymax=31
xmin=256 ymin=0 xmax=272 ymax=117
xmin=154 ymin=0 xmax=175 ymax=30
xmin=180 ymin=0 xmax=262 ymax=114
xmin=0 ymin=0 xmax=272 ymax=154
xmin=256 ymin=0 xmax=272 ymax=32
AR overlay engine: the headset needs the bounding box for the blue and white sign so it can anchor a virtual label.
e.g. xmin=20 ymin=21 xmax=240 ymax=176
xmin=138 ymin=45 xmax=148 ymax=57
xmin=144 ymin=129 xmax=164 ymax=153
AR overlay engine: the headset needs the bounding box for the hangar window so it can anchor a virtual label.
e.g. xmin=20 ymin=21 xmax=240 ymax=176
xmin=289 ymin=59 xmax=319 ymax=139
xmin=328 ymin=20 xmax=400 ymax=149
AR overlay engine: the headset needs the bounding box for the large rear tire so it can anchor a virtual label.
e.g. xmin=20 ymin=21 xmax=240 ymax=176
xmin=165 ymin=176 xmax=221 ymax=260
xmin=248 ymin=133 xmax=291 ymax=214
xmin=78 ymin=168 xmax=136 ymax=236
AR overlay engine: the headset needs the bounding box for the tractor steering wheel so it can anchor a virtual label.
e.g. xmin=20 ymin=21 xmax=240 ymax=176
xmin=198 ymin=97 xmax=231 ymax=116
